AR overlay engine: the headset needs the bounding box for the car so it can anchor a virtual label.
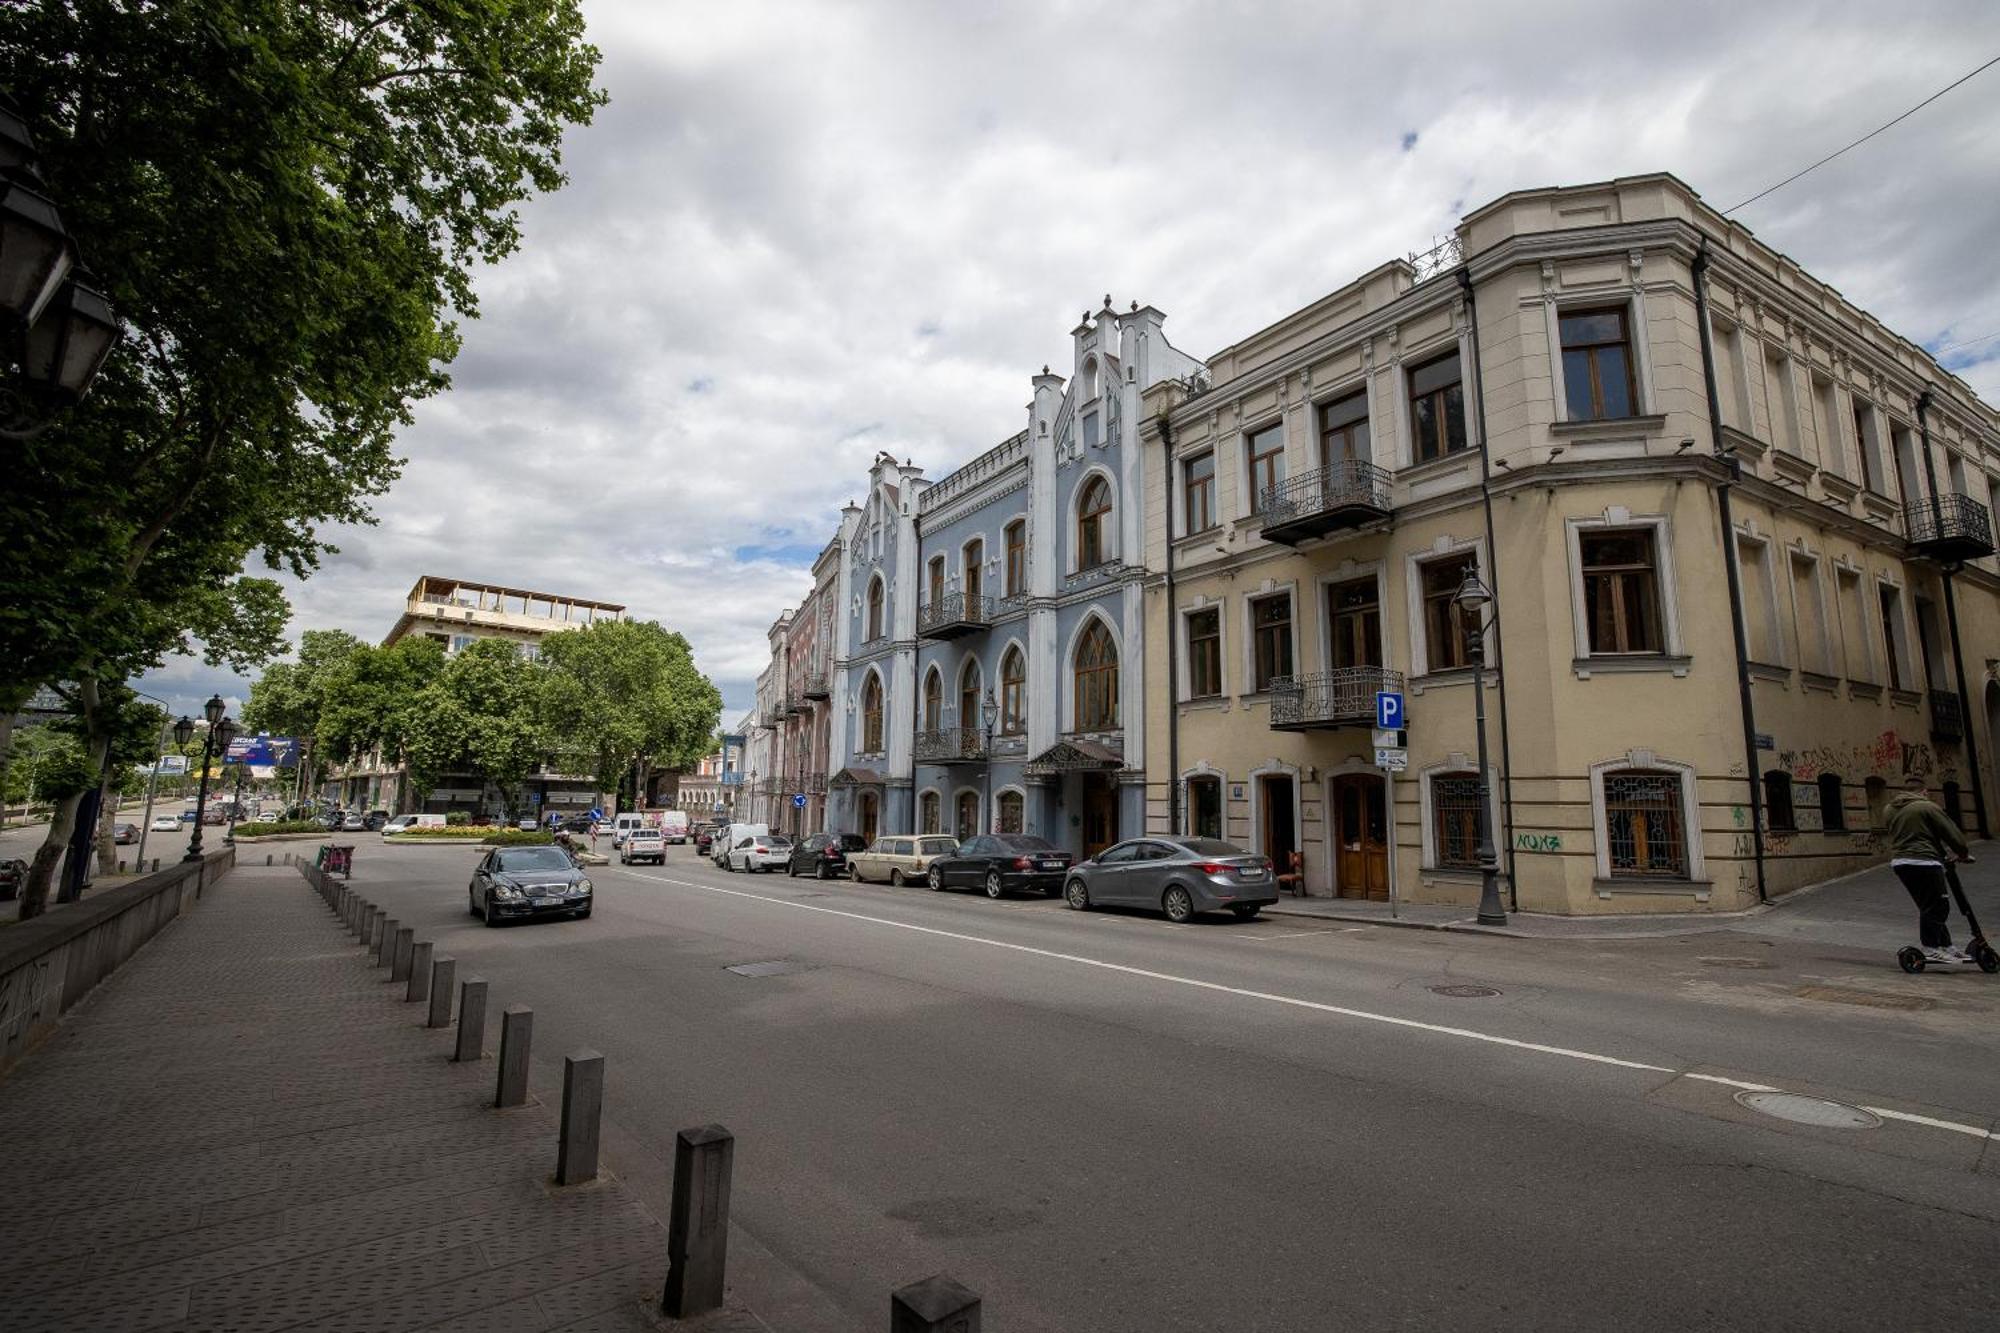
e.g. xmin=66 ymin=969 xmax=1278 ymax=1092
xmin=712 ymin=822 xmax=769 ymax=869
xmin=0 ymin=857 xmax=27 ymax=901
xmin=846 ymin=835 xmax=958 ymax=886
xmin=926 ymin=833 xmax=1073 ymax=898
xmin=694 ymin=824 xmax=721 ymax=856
xmin=785 ymin=832 xmax=868 ymax=879
xmin=727 ymin=832 xmax=792 ymax=873
xmin=515 ymin=816 xmax=538 ymax=832
xmin=1063 ymin=836 xmax=1277 ymax=922
xmin=205 ymin=809 xmax=229 ymax=826
xmin=468 ymin=845 xmax=593 ymax=925
xmin=341 ymin=813 xmax=366 ymax=832
xmin=620 ymin=829 xmax=666 ymax=865
xmin=363 ymin=810 xmax=390 ymax=831
xmin=659 ymin=810 xmax=690 ymax=844
xmin=559 ymin=816 xmax=595 ymax=834
xmin=112 ymin=822 xmax=140 ymax=844
xmin=149 ymin=814 xmax=181 ymax=833
xmin=380 ymin=815 xmax=419 ymax=837
xmin=180 ymin=808 xmax=199 ymax=823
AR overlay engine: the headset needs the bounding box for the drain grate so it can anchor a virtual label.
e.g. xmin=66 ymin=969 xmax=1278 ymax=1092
xmin=1734 ymin=1091 xmax=1881 ymax=1130
xmin=725 ymin=959 xmax=811 ymax=978
xmin=1430 ymin=984 xmax=1500 ymax=998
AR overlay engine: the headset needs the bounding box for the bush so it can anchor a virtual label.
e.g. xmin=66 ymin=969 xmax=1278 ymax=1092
xmin=445 ymin=810 xmax=470 ymax=826
xmin=233 ymin=820 xmax=325 ymax=837
xmin=387 ymin=825 xmax=551 ymax=845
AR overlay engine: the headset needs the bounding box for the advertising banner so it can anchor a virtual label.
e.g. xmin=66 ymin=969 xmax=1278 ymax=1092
xmin=223 ymin=734 xmax=299 ymax=768
xmin=153 ymin=753 xmax=189 ymax=776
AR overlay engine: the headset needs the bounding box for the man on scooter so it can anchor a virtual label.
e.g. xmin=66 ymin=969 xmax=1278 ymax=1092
xmin=1886 ymin=775 xmax=1973 ymax=966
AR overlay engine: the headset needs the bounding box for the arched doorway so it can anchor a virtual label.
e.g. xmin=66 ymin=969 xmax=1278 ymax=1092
xmin=955 ymin=790 xmax=979 ymax=840
xmin=1331 ymin=773 xmax=1388 ymax=900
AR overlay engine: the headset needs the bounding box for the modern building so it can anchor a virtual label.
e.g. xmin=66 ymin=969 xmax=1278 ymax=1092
xmin=1138 ymin=172 xmax=1998 ymax=914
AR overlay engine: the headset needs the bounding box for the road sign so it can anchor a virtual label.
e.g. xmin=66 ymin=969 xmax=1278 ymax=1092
xmin=1371 ymin=728 xmax=1407 ymax=750
xmin=1375 ymin=691 xmax=1405 ymax=731
xmin=1375 ymin=747 xmax=1408 ymax=772
xmin=1754 ymin=732 xmax=1775 ymax=751
xmin=792 ymin=793 xmax=807 ymax=809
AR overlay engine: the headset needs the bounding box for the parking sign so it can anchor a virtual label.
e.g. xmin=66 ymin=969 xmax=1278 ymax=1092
xmin=1375 ymin=691 xmax=1404 ymax=730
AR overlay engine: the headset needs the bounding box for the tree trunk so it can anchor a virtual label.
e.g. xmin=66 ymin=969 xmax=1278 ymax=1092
xmin=17 ymin=791 xmax=80 ymax=920
xmin=94 ymin=773 xmax=120 ymax=875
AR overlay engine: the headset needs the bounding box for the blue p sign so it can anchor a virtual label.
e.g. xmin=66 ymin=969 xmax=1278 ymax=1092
xmin=1375 ymin=691 xmax=1405 ymax=730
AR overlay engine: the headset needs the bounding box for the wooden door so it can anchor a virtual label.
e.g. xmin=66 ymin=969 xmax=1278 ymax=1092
xmin=1081 ymin=773 xmax=1117 ymax=857
xmin=859 ymin=792 xmax=879 ymax=844
xmin=1332 ymin=774 xmax=1389 ymax=900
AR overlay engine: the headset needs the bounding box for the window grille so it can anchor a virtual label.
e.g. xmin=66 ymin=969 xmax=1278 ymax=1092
xmin=1603 ymin=770 xmax=1688 ymax=878
xmin=1432 ymin=773 xmax=1482 ymax=869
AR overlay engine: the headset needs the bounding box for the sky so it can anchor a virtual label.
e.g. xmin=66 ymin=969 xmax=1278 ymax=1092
xmin=140 ymin=0 xmax=2000 ymax=725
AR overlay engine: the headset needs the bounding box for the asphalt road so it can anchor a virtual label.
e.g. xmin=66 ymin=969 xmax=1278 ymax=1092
xmin=334 ymin=837 xmax=2000 ymax=1332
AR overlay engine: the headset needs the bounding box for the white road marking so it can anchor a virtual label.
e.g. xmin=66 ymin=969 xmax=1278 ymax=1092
xmin=619 ymin=868 xmax=1999 ymax=1143
xmin=1231 ymin=929 xmax=1345 ymax=943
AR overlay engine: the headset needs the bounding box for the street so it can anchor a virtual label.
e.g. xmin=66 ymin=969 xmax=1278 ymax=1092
xmin=337 ymin=836 xmax=2000 ymax=1331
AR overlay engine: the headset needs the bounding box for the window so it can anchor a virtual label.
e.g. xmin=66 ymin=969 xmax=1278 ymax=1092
xmin=1183 ymin=452 xmax=1216 ymax=533
xmin=1431 ymin=772 xmax=1482 ymax=870
xmin=1076 ymin=476 xmax=1111 ymax=569
xmin=1836 ymin=568 xmax=1873 ymax=681
xmin=1247 ymin=422 xmax=1285 ymax=513
xmin=1603 ymin=770 xmax=1688 ymax=878
xmin=956 ymin=791 xmax=980 ymax=840
xmin=1320 ymin=389 xmax=1372 ymax=467
xmin=861 ymin=674 xmax=884 ymax=752
xmin=927 ymin=556 xmax=945 ymax=609
xmin=1790 ymin=555 xmax=1832 ymax=675
xmin=866 ymin=577 xmax=885 ymax=641
xmin=958 ymin=661 xmax=981 ymax=731
xmin=1878 ymin=583 xmax=1909 ymax=691
xmin=963 ymin=539 xmax=983 ymax=603
xmin=1764 ymin=348 xmax=1800 ymax=454
xmin=1763 ymin=770 xmax=1796 ymax=832
xmin=919 ymin=790 xmax=940 ymax=835
xmin=1005 ymin=521 xmax=1026 ymax=597
xmin=1187 ymin=608 xmax=1222 ymax=699
xmin=1559 ymin=306 xmax=1637 ymax=421
xmin=1737 ymin=536 xmax=1781 ymax=666
xmin=1187 ymin=776 xmax=1222 ymax=839
xmin=1421 ymin=553 xmax=1476 ymax=671
xmin=1812 ymin=376 xmax=1844 ymax=477
xmin=922 ymin=669 xmax=942 ymax=731
xmin=1082 ymin=412 xmax=1100 ymax=449
xmin=1074 ymin=620 xmax=1118 ymax=729
xmin=997 ymin=791 xmax=1024 ymax=834
xmin=450 ymin=634 xmax=475 ymax=653
xmin=1581 ymin=530 xmax=1663 ymax=654
xmin=1853 ymin=398 xmax=1884 ymax=494
xmin=1327 ymin=578 xmax=1382 ymax=668
xmin=1818 ymin=774 xmax=1846 ymax=832
xmin=1408 ymin=351 xmax=1467 ymax=462
xmin=999 ymin=647 xmax=1026 ymax=735
xmin=1251 ymin=594 xmax=1293 ymax=693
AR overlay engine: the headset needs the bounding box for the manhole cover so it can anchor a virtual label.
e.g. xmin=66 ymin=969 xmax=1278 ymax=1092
xmin=1430 ymin=984 xmax=1500 ymax=998
xmin=1698 ymin=957 xmax=1772 ymax=969
xmin=1734 ymin=1091 xmax=1881 ymax=1130
xmin=725 ymin=960 xmax=811 ymax=978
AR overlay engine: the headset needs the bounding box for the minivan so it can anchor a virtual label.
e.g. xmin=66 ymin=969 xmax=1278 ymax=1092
xmin=612 ymin=812 xmax=649 ymax=847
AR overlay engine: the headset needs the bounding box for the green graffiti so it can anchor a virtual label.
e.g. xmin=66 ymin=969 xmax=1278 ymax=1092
xmin=1514 ymin=833 xmax=1562 ymax=853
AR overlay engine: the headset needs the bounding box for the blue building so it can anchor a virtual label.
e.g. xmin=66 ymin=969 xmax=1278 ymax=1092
xmin=825 ymin=299 xmax=1203 ymax=856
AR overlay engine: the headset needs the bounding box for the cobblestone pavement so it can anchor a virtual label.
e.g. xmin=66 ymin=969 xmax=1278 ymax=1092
xmin=0 ymin=862 xmax=755 ymax=1333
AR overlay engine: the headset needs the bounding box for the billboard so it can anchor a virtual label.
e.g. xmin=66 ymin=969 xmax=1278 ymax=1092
xmin=153 ymin=754 xmax=189 ymax=776
xmin=224 ymin=734 xmax=299 ymax=768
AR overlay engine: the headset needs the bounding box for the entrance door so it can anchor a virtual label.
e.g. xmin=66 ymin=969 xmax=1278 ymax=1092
xmin=859 ymin=791 xmax=879 ymax=844
xmin=1081 ymin=772 xmax=1117 ymax=856
xmin=1259 ymin=775 xmax=1297 ymax=876
xmin=1331 ymin=773 xmax=1389 ymax=900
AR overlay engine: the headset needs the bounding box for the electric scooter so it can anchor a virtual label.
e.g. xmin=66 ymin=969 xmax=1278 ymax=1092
xmin=1897 ymin=859 xmax=1999 ymax=973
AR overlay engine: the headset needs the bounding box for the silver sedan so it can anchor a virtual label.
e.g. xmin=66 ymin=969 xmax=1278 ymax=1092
xmin=1064 ymin=836 xmax=1277 ymax=922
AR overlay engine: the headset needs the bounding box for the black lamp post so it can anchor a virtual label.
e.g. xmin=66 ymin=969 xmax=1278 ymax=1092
xmin=981 ymin=687 xmax=999 ymax=835
xmin=223 ymin=757 xmax=247 ymax=848
xmin=1452 ymin=573 xmax=1508 ymax=926
xmin=181 ymin=694 xmax=228 ymax=862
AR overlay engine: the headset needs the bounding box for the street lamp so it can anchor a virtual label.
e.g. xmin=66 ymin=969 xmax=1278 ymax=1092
xmin=1451 ymin=572 xmax=1508 ymax=926
xmin=182 ymin=694 xmax=229 ymax=862
xmin=980 ymin=687 xmax=999 ymax=835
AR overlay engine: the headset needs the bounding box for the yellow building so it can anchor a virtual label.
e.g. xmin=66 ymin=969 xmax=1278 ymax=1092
xmin=1141 ymin=173 xmax=1998 ymax=915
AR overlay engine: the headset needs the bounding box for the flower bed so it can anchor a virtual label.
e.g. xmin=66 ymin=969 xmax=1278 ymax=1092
xmin=386 ymin=826 xmax=552 ymax=845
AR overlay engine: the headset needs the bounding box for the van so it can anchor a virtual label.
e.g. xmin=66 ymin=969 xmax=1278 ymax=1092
xmin=659 ymin=810 xmax=689 ymax=844
xmin=612 ymin=813 xmax=648 ymax=847
xmin=713 ymin=822 xmax=769 ymax=868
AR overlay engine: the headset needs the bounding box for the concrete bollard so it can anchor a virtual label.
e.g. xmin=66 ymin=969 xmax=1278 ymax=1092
xmin=555 ymin=1050 xmax=605 ymax=1185
xmin=495 ymin=1006 xmax=533 ymax=1107
xmin=662 ymin=1124 xmax=734 ymax=1318
xmin=151 ymin=858 xmax=159 ymax=873
xmin=427 ymin=957 xmax=456 ymax=1028
xmin=359 ymin=903 xmax=375 ymax=944
xmin=890 ymin=1276 xmax=982 ymax=1332
xmin=405 ymin=941 xmax=433 ymax=1002
xmin=454 ymin=978 xmax=488 ymax=1061
xmin=266 ymin=853 xmax=273 ymax=865
xmin=118 ymin=859 xmax=126 ymax=873
xmin=376 ymin=918 xmax=399 ymax=966
xmin=369 ymin=909 xmax=385 ymax=952
xmin=391 ymin=927 xmax=415 ymax=983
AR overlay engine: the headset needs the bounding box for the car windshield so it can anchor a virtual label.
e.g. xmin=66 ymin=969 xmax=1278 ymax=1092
xmin=495 ymin=847 xmax=574 ymax=872
xmin=996 ymin=835 xmax=1057 ymax=852
xmin=1175 ymin=837 xmax=1248 ymax=858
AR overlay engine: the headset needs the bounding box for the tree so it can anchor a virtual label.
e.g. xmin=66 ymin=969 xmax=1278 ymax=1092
xmin=405 ymin=638 xmax=548 ymax=818
xmin=316 ymin=637 xmax=448 ymax=772
xmin=538 ymin=621 xmax=724 ymax=804
xmin=242 ymin=628 xmax=370 ymax=790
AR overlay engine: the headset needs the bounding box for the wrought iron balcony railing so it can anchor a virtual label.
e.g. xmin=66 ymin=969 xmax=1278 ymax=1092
xmin=914 ymin=726 xmax=988 ymax=764
xmin=1905 ymin=492 xmax=1994 ymax=562
xmin=917 ymin=592 xmax=991 ymax=641
xmin=800 ymin=668 xmax=830 ymax=700
xmin=1257 ymin=460 xmax=1392 ymax=546
xmin=1269 ymin=666 xmax=1406 ymax=730
xmin=1931 ymin=689 xmax=1966 ymax=743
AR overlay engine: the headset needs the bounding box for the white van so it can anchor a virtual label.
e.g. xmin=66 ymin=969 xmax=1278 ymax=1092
xmin=612 ymin=812 xmax=649 ymax=847
xmin=713 ymin=822 xmax=768 ymax=868
xmin=380 ymin=815 xmax=419 ymax=837
xmin=659 ymin=810 xmax=689 ymax=844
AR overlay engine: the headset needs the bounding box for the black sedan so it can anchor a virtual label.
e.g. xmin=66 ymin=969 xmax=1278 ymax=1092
xmin=786 ymin=832 xmax=867 ymax=879
xmin=468 ymin=845 xmax=594 ymax=926
xmin=926 ymin=834 xmax=1073 ymax=898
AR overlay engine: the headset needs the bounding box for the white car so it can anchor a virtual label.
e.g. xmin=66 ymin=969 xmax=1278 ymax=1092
xmin=620 ymin=829 xmax=665 ymax=865
xmin=380 ymin=815 xmax=419 ymax=837
xmin=148 ymin=814 xmax=181 ymax=833
xmin=727 ymin=833 xmax=792 ymax=873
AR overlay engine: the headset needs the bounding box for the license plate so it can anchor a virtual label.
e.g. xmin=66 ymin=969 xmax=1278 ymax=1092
xmin=1039 ymin=861 xmax=1064 ymax=871
xmin=1238 ymin=869 xmax=1265 ymax=879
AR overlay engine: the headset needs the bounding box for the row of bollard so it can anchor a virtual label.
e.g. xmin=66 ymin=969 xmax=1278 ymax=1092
xmin=289 ymin=855 xmax=986 ymax=1329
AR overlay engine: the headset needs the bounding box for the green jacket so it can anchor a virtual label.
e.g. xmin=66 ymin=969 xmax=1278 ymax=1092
xmin=1884 ymin=791 xmax=1968 ymax=863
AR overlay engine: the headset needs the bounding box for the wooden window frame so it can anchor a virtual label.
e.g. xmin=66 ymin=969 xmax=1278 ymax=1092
xmin=999 ymin=647 xmax=1026 ymax=735
xmin=1420 ymin=553 xmax=1476 ymax=672
xmin=1183 ymin=451 xmax=1217 ymax=533
xmin=1246 ymin=422 xmax=1285 ymax=514
xmin=1076 ymin=476 xmax=1112 ymax=570
xmin=861 ymin=674 xmax=884 ymax=753
xmin=1580 ymin=529 xmax=1664 ymax=655
xmin=1250 ymin=592 xmax=1294 ymax=694
xmin=1558 ymin=305 xmax=1638 ymax=422
xmin=866 ymin=577 xmax=885 ymax=641
xmin=962 ymin=539 xmax=983 ymax=603
xmin=1004 ymin=521 xmax=1026 ymax=597
xmin=921 ymin=668 xmax=942 ymax=732
xmin=1073 ymin=621 xmax=1119 ymax=730
xmin=1187 ymin=607 xmax=1222 ymax=699
xmin=1319 ymin=388 xmax=1372 ymax=468
xmin=1407 ymin=350 xmax=1467 ymax=463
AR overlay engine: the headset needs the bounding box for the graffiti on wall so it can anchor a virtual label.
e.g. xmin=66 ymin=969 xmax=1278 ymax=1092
xmin=1513 ymin=832 xmax=1562 ymax=853
xmin=1780 ymin=729 xmax=1935 ymax=783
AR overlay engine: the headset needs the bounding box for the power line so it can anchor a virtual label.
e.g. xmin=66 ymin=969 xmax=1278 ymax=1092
xmin=1934 ymin=329 xmax=2000 ymax=356
xmin=1724 ymin=54 xmax=2000 ymax=214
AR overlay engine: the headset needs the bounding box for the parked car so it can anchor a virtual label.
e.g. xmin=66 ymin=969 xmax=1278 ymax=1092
xmin=362 ymin=810 xmax=390 ymax=831
xmin=467 ymin=845 xmax=593 ymax=925
xmin=205 ymin=809 xmax=230 ymax=826
xmin=0 ymin=857 xmax=27 ymax=901
xmin=149 ymin=814 xmax=181 ymax=833
xmin=786 ymin=832 xmax=868 ymax=879
xmin=926 ymin=834 xmax=1073 ymax=898
xmin=380 ymin=815 xmax=419 ymax=837
xmin=727 ymin=832 xmax=792 ymax=873
xmin=846 ymin=835 xmax=958 ymax=886
xmin=712 ymin=822 xmax=769 ymax=869
xmin=1063 ymin=836 xmax=1276 ymax=922
xmin=660 ymin=810 xmax=690 ymax=844
xmin=341 ymin=813 xmax=366 ymax=832
xmin=559 ymin=816 xmax=595 ymax=834
xmin=695 ymin=823 xmax=724 ymax=856
xmin=620 ymin=828 xmax=666 ymax=865
xmin=112 ymin=822 xmax=140 ymax=845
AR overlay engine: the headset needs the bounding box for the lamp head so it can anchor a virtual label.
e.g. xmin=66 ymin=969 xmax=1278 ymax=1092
xmin=215 ymin=716 xmax=240 ymax=749
xmin=1452 ymin=571 xmax=1493 ymax=614
xmin=202 ymin=693 xmax=226 ymax=726
xmin=173 ymin=715 xmax=195 ymax=748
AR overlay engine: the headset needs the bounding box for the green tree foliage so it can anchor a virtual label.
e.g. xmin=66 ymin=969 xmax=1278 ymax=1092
xmin=405 ymin=639 xmax=548 ymax=817
xmin=538 ymin=621 xmax=724 ymax=797
xmin=242 ymin=628 xmax=369 ymax=770
xmin=316 ymin=637 xmax=448 ymax=768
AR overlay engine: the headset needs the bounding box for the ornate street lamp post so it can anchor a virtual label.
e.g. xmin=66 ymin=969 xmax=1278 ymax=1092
xmin=179 ymin=695 xmax=233 ymax=862
xmin=1452 ymin=573 xmax=1508 ymax=926
xmin=981 ymin=688 xmax=999 ymax=835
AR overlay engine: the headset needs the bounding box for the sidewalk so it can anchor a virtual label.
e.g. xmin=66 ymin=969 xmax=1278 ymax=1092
xmin=0 ymin=862 xmax=736 ymax=1333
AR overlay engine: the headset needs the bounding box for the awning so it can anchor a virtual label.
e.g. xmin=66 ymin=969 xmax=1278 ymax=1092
xmin=828 ymin=767 xmax=888 ymax=787
xmin=1023 ymin=738 xmax=1122 ymax=776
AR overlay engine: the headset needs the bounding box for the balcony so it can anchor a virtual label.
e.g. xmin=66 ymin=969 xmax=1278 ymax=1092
xmin=1931 ymin=689 xmax=1966 ymax=743
xmin=1269 ymin=667 xmax=1405 ymax=731
xmin=800 ymin=669 xmax=830 ymax=700
xmin=1905 ymin=493 xmax=1995 ymax=563
xmin=918 ymin=592 xmax=990 ymax=641
xmin=1257 ymin=460 xmax=1392 ymax=546
xmin=914 ymin=726 xmax=988 ymax=764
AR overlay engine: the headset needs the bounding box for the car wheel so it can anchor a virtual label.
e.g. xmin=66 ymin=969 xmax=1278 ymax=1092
xmin=1065 ymin=878 xmax=1089 ymax=911
xmin=469 ymin=890 xmax=481 ymax=918
xmin=1162 ymin=886 xmax=1195 ymax=923
xmin=984 ymin=871 xmax=1005 ymax=900
xmin=786 ymin=860 xmax=797 ymax=877
xmin=576 ymin=907 xmax=592 ymax=919
xmin=889 ymin=869 xmax=904 ymax=887
xmin=816 ymin=862 xmax=829 ymax=881
xmin=482 ymin=894 xmax=500 ymax=927
xmin=928 ymin=866 xmax=943 ymax=891
xmin=1230 ymin=905 xmax=1261 ymax=921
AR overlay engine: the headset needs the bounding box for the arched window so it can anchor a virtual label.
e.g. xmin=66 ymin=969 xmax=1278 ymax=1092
xmin=963 ymin=539 xmax=984 ymax=604
xmin=959 ymin=660 xmax=982 ymax=734
xmin=1000 ymin=647 xmax=1026 ymax=735
xmin=919 ymin=790 xmax=940 ymax=835
xmin=1076 ymin=476 xmax=1111 ymax=570
xmin=927 ymin=556 xmax=945 ymax=608
xmin=1080 ymin=356 xmax=1099 ymax=400
xmin=1762 ymin=771 xmax=1795 ymax=832
xmin=1602 ymin=769 xmax=1688 ymax=878
xmin=866 ymin=576 xmax=885 ymax=641
xmin=998 ymin=790 xmax=1024 ymax=834
xmin=1817 ymin=774 xmax=1846 ymax=832
xmin=861 ymin=673 xmax=884 ymax=753
xmin=922 ymin=668 xmax=942 ymax=732
xmin=1004 ymin=521 xmax=1027 ymax=597
xmin=1074 ymin=620 xmax=1118 ymax=730
xmin=956 ymin=790 xmax=980 ymax=840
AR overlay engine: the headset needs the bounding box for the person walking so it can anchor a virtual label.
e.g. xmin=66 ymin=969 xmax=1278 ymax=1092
xmin=1886 ymin=776 xmax=1974 ymax=965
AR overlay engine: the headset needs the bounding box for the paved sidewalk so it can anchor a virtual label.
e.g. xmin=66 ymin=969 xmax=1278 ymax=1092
xmin=0 ymin=862 xmax=743 ymax=1333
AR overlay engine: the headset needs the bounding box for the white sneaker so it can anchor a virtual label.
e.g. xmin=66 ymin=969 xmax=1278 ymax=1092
xmin=1924 ymin=947 xmax=1959 ymax=965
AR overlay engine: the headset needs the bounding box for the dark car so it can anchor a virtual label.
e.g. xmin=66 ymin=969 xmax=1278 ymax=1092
xmin=695 ymin=823 xmax=727 ymax=856
xmin=468 ymin=845 xmax=593 ymax=926
xmin=926 ymin=833 xmax=1073 ymax=898
xmin=1064 ymin=836 xmax=1276 ymax=922
xmin=112 ymin=822 xmax=140 ymax=844
xmin=786 ymin=832 xmax=867 ymax=879
xmin=559 ymin=816 xmax=595 ymax=834
xmin=0 ymin=857 xmax=27 ymax=901
xmin=362 ymin=810 xmax=390 ymax=831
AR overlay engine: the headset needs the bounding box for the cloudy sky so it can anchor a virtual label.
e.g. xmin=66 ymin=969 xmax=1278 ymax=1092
xmin=142 ymin=0 xmax=2000 ymax=723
